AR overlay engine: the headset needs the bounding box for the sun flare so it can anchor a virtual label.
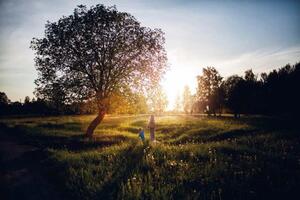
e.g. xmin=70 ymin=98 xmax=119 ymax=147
xmin=162 ymin=55 xmax=202 ymax=110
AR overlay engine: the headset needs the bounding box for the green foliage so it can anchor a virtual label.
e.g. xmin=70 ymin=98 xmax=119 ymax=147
xmin=1 ymin=115 xmax=299 ymax=199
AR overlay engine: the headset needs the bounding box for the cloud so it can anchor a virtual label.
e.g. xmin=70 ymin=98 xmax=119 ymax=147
xmin=216 ymin=46 xmax=300 ymax=77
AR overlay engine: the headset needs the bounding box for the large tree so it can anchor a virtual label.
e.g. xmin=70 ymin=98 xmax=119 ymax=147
xmin=31 ymin=5 xmax=167 ymax=137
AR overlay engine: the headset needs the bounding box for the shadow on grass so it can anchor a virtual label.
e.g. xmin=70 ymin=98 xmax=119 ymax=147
xmin=97 ymin=142 xmax=146 ymax=199
xmin=0 ymin=123 xmax=127 ymax=152
xmin=168 ymin=115 xmax=299 ymax=145
xmin=214 ymin=145 xmax=300 ymax=200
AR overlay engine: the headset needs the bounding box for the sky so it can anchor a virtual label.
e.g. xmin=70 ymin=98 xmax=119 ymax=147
xmin=0 ymin=0 xmax=299 ymax=109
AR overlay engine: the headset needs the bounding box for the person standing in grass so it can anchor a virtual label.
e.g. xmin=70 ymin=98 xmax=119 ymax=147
xmin=148 ymin=115 xmax=156 ymax=141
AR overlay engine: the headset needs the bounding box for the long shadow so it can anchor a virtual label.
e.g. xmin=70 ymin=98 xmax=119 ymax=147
xmin=0 ymin=122 xmax=132 ymax=199
xmin=96 ymin=141 xmax=146 ymax=199
xmin=0 ymin=123 xmax=127 ymax=152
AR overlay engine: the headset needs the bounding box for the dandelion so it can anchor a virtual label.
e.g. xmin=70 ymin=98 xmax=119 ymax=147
xmin=190 ymin=152 xmax=194 ymax=157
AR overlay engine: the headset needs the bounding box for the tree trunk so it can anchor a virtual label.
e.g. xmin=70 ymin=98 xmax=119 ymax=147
xmin=86 ymin=110 xmax=105 ymax=138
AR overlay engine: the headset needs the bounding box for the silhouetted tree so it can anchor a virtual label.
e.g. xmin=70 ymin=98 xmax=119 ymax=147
xmin=0 ymin=92 xmax=10 ymax=104
xmin=243 ymin=69 xmax=261 ymax=114
xmin=211 ymin=82 xmax=226 ymax=116
xmin=262 ymin=63 xmax=300 ymax=116
xmin=0 ymin=92 xmax=10 ymax=115
xmin=260 ymin=72 xmax=268 ymax=83
xmin=24 ymin=96 xmax=31 ymax=104
xmin=197 ymin=67 xmax=223 ymax=116
xmin=31 ymin=4 xmax=167 ymax=137
xmin=224 ymin=75 xmax=244 ymax=118
xmin=244 ymin=69 xmax=256 ymax=82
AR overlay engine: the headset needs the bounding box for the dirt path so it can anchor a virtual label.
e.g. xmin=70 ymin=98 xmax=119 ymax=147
xmin=0 ymin=132 xmax=62 ymax=200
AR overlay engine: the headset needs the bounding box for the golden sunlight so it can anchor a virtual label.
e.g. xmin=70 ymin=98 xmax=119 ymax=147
xmin=162 ymin=63 xmax=198 ymax=110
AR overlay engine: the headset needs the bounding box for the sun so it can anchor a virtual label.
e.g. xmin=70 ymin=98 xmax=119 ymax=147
xmin=161 ymin=64 xmax=198 ymax=111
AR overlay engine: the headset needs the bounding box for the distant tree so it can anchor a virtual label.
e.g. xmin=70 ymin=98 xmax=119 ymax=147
xmin=0 ymin=92 xmax=10 ymax=105
xmin=24 ymin=96 xmax=31 ymax=104
xmin=196 ymin=67 xmax=223 ymax=116
xmin=0 ymin=92 xmax=10 ymax=115
xmin=174 ymin=94 xmax=182 ymax=113
xmin=182 ymin=85 xmax=193 ymax=114
xmin=290 ymin=62 xmax=300 ymax=116
xmin=244 ymin=69 xmax=256 ymax=82
xmin=109 ymin=89 xmax=148 ymax=114
xmin=77 ymin=100 xmax=97 ymax=114
xmin=189 ymin=94 xmax=197 ymax=114
xmin=262 ymin=63 xmax=300 ymax=116
xmin=31 ymin=5 xmax=167 ymax=137
xmin=243 ymin=69 xmax=261 ymax=114
xmin=148 ymin=86 xmax=168 ymax=114
xmin=224 ymin=75 xmax=244 ymax=118
xmin=260 ymin=72 xmax=268 ymax=83
xmin=130 ymin=93 xmax=148 ymax=114
xmin=10 ymin=101 xmax=23 ymax=114
xmin=211 ymin=83 xmax=226 ymax=116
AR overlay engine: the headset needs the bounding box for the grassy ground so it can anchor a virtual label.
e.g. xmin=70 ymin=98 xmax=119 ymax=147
xmin=0 ymin=115 xmax=299 ymax=200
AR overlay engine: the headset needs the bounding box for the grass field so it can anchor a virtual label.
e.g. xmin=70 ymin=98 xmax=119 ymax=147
xmin=0 ymin=115 xmax=299 ymax=200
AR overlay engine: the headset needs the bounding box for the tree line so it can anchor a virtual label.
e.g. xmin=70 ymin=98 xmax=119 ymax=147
xmin=2 ymin=61 xmax=299 ymax=118
xmin=0 ymin=87 xmax=168 ymax=116
xmin=177 ymin=62 xmax=300 ymax=118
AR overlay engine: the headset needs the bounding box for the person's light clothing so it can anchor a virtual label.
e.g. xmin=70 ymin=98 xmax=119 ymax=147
xmin=150 ymin=128 xmax=155 ymax=141
xmin=148 ymin=117 xmax=155 ymax=128
xmin=148 ymin=115 xmax=155 ymax=141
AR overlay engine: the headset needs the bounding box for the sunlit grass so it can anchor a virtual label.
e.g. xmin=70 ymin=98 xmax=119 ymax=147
xmin=0 ymin=115 xmax=299 ymax=199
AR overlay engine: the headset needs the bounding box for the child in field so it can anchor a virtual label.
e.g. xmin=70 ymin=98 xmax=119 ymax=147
xmin=138 ymin=128 xmax=145 ymax=143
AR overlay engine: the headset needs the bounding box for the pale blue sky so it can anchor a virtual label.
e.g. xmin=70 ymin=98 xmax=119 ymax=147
xmin=0 ymin=0 xmax=299 ymax=108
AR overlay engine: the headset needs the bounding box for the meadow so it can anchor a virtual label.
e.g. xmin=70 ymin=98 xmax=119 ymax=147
xmin=0 ymin=115 xmax=299 ymax=200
